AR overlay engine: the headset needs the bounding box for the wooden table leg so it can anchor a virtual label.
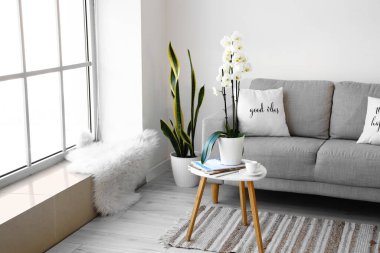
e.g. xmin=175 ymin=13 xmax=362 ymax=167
xmin=211 ymin=183 xmax=219 ymax=204
xmin=186 ymin=177 xmax=207 ymax=241
xmin=239 ymin=181 xmax=248 ymax=226
xmin=247 ymin=181 xmax=264 ymax=253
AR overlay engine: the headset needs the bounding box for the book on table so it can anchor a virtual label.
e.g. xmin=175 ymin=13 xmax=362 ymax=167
xmin=190 ymin=159 xmax=245 ymax=175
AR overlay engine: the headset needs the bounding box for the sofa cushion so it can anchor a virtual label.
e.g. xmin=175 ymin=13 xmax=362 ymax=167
xmin=315 ymin=139 xmax=380 ymax=188
xmin=330 ymin=81 xmax=380 ymax=140
xmin=250 ymin=78 xmax=334 ymax=139
xmin=243 ymin=137 xmax=325 ymax=181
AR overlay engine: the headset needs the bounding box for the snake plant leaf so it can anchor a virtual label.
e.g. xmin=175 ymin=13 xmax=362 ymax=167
xmin=193 ymin=85 xmax=205 ymax=134
xmin=187 ymin=121 xmax=192 ymax=136
xmin=171 ymin=118 xmax=186 ymax=157
xmin=181 ymin=129 xmax=194 ymax=156
xmin=188 ymin=50 xmax=196 ymax=136
xmin=173 ymin=102 xmax=186 ymax=156
xmin=182 ymin=144 xmax=189 ymax=158
xmin=173 ymin=127 xmax=185 ymax=156
xmin=201 ymin=131 xmax=226 ymax=163
xmin=170 ymin=120 xmax=180 ymax=142
xmin=160 ymin=120 xmax=181 ymax=156
xmin=169 ymin=69 xmax=176 ymax=98
xmin=168 ymin=42 xmax=180 ymax=79
xmin=173 ymin=80 xmax=184 ymax=133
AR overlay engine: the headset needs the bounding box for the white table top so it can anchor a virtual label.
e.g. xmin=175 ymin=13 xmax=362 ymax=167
xmin=188 ymin=165 xmax=267 ymax=182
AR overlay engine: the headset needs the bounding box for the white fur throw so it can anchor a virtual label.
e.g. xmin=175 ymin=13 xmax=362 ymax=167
xmin=65 ymin=129 xmax=159 ymax=216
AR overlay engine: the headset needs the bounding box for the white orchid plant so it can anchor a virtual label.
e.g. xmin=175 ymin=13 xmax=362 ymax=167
xmin=201 ymin=31 xmax=252 ymax=163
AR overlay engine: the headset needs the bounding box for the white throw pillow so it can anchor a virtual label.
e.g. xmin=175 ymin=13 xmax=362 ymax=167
xmin=237 ymin=88 xmax=290 ymax=136
xmin=357 ymin=96 xmax=380 ymax=145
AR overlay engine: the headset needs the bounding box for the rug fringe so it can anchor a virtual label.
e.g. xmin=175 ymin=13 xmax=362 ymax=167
xmin=158 ymin=205 xmax=202 ymax=248
xmin=159 ymin=217 xmax=189 ymax=248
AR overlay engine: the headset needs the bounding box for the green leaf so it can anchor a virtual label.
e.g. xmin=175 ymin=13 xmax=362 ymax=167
xmin=173 ymin=80 xmax=186 ymax=157
xmin=182 ymin=145 xmax=189 ymax=158
xmin=169 ymin=69 xmax=176 ymax=98
xmin=173 ymin=80 xmax=184 ymax=135
xmin=187 ymin=121 xmax=192 ymax=136
xmin=188 ymin=50 xmax=196 ymax=138
xmin=170 ymin=120 xmax=179 ymax=141
xmin=181 ymin=129 xmax=194 ymax=156
xmin=173 ymin=127 xmax=186 ymax=156
xmin=160 ymin=120 xmax=181 ymax=156
xmin=201 ymin=131 xmax=226 ymax=163
xmin=168 ymin=42 xmax=180 ymax=79
xmin=193 ymin=85 xmax=205 ymax=134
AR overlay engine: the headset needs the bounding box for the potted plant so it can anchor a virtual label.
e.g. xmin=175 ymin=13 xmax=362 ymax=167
xmin=201 ymin=31 xmax=252 ymax=165
xmin=160 ymin=43 xmax=205 ymax=187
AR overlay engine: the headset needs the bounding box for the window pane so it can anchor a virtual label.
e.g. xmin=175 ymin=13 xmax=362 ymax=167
xmin=60 ymin=0 xmax=86 ymax=65
xmin=28 ymin=73 xmax=62 ymax=162
xmin=63 ymin=68 xmax=89 ymax=147
xmin=22 ymin=0 xmax=59 ymax=71
xmin=0 ymin=79 xmax=27 ymax=176
xmin=0 ymin=0 xmax=22 ymax=76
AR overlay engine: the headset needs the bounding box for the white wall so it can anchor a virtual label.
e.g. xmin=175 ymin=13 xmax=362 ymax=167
xmin=97 ymin=0 xmax=143 ymax=142
xmin=96 ymin=0 xmax=170 ymax=168
xmin=141 ymin=0 xmax=170 ymax=167
xmin=166 ymin=0 xmax=380 ymax=150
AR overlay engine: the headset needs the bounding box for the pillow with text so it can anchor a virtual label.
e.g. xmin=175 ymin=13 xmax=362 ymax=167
xmin=357 ymin=96 xmax=380 ymax=145
xmin=237 ymin=87 xmax=290 ymax=136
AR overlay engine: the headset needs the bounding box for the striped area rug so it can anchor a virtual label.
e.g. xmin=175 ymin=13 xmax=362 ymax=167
xmin=161 ymin=205 xmax=380 ymax=253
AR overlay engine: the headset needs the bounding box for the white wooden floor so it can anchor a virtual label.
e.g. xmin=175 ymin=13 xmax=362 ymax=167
xmin=47 ymin=169 xmax=380 ymax=253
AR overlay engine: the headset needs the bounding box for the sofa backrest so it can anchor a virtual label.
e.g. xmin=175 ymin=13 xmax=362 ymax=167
xmin=250 ymin=78 xmax=334 ymax=139
xmin=330 ymin=81 xmax=380 ymax=140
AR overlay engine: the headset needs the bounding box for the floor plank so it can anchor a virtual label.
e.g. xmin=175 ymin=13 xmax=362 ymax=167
xmin=47 ymin=169 xmax=380 ymax=253
xmin=46 ymin=242 xmax=81 ymax=253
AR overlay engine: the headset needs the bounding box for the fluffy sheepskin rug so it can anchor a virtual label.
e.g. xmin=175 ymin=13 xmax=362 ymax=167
xmin=65 ymin=129 xmax=159 ymax=216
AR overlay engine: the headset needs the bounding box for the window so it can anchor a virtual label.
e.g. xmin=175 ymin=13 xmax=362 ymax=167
xmin=0 ymin=0 xmax=97 ymax=182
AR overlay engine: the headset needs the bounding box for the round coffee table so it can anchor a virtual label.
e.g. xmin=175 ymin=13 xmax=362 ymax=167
xmin=186 ymin=166 xmax=267 ymax=253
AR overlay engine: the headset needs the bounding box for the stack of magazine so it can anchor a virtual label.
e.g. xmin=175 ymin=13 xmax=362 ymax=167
xmin=190 ymin=159 xmax=245 ymax=175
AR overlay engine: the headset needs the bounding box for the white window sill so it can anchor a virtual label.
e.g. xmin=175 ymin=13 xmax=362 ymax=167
xmin=0 ymin=161 xmax=91 ymax=225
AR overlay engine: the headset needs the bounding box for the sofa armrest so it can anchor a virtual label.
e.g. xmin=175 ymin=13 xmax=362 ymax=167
xmin=202 ymin=106 xmax=233 ymax=145
xmin=202 ymin=110 xmax=225 ymax=145
xmin=201 ymin=110 xmax=225 ymax=185
xmin=201 ymin=106 xmax=233 ymax=163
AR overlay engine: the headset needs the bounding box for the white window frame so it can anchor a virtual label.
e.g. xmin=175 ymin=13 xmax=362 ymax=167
xmin=0 ymin=0 xmax=98 ymax=189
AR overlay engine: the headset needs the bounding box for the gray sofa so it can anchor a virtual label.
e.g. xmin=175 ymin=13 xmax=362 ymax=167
xmin=202 ymin=78 xmax=380 ymax=203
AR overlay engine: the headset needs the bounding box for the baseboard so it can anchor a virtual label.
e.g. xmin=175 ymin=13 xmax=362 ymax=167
xmin=146 ymin=158 xmax=170 ymax=182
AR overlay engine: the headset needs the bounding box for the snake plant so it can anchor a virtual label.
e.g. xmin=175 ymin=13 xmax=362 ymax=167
xmin=160 ymin=43 xmax=205 ymax=158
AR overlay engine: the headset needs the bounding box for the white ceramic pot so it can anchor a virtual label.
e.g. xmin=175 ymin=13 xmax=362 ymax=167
xmin=170 ymin=152 xmax=200 ymax=188
xmin=218 ymin=136 xmax=245 ymax=165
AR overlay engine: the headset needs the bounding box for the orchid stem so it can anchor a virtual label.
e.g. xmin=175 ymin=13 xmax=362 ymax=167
xmin=236 ymin=80 xmax=239 ymax=132
xmin=231 ymin=80 xmax=235 ymax=134
xmin=222 ymin=88 xmax=229 ymax=131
